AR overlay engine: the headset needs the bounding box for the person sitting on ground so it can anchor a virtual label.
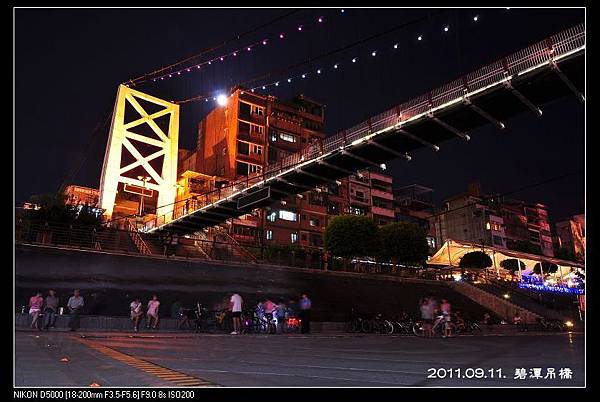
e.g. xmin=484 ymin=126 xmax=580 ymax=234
xmin=28 ymin=292 xmax=44 ymax=330
xmin=513 ymin=311 xmax=526 ymax=332
xmin=130 ymin=297 xmax=143 ymax=332
xmin=146 ymin=295 xmax=160 ymax=329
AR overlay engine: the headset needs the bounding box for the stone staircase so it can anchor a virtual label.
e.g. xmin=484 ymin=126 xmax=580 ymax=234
xmin=448 ymin=281 xmax=542 ymax=324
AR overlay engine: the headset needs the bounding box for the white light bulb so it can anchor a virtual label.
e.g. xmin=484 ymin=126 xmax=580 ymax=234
xmin=393 ymin=43 xmax=399 ymax=49
xmin=287 ymin=78 xmax=292 ymax=83
xmin=317 ymin=69 xmax=321 ymax=74
xmin=334 ymin=64 xmax=338 ymax=69
xmin=302 ymin=74 xmax=306 ymax=78
xmin=352 ymin=57 xmax=357 ymax=63
xmin=418 ymin=35 xmax=423 ymax=41
xmin=444 ymin=26 xmax=449 ymax=32
xmin=473 ymin=15 xmax=479 ymax=21
xmin=371 ymin=51 xmax=377 ymax=56
xmin=275 ymin=82 xmax=279 ymax=86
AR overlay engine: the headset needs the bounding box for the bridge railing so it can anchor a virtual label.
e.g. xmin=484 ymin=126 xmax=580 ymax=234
xmin=145 ymin=23 xmax=584 ymax=232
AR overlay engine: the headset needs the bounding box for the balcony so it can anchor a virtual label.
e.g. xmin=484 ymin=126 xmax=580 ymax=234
xmin=371 ymin=189 xmax=393 ymax=201
xmin=370 ymin=172 xmax=393 ymax=184
xmin=371 ymin=206 xmax=395 ymax=218
xmin=350 ymin=196 xmax=370 ymax=206
xmin=232 ymin=217 xmax=259 ymax=227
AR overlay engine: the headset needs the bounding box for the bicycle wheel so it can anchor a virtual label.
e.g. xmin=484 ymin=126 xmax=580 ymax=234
xmin=350 ymin=319 xmax=361 ymax=333
xmin=412 ymin=321 xmax=425 ymax=337
xmin=361 ymin=320 xmax=373 ymax=333
xmin=381 ymin=320 xmax=394 ymax=335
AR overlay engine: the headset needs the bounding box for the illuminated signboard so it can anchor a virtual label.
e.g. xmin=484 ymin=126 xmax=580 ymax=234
xmin=124 ymin=184 xmax=154 ymax=198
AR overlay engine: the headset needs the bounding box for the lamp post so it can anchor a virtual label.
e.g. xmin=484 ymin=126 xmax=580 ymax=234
xmin=137 ymin=176 xmax=151 ymax=216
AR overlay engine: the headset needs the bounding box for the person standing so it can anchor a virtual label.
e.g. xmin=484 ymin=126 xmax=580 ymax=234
xmin=43 ymin=290 xmax=59 ymax=330
xmin=299 ymin=294 xmax=312 ymax=334
xmin=28 ymin=292 xmax=44 ymax=330
xmin=440 ymin=298 xmax=453 ymax=338
xmin=146 ymin=295 xmax=160 ymax=329
xmin=67 ymin=289 xmax=84 ymax=332
xmin=420 ymin=298 xmax=433 ymax=338
xmin=275 ymin=299 xmax=286 ymax=334
xmin=229 ymin=292 xmax=243 ymax=335
xmin=130 ymin=297 xmax=143 ymax=332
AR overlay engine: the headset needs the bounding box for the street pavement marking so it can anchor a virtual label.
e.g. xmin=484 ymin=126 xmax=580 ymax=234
xmin=76 ymin=337 xmax=218 ymax=387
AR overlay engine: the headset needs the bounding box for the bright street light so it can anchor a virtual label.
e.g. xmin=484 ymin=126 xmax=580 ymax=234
xmin=216 ymin=94 xmax=228 ymax=107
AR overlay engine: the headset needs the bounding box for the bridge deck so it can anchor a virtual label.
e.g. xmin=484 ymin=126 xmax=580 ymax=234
xmin=146 ymin=23 xmax=585 ymax=236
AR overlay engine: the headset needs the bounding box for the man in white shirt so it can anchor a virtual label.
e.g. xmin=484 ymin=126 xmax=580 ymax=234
xmin=130 ymin=298 xmax=143 ymax=332
xmin=229 ymin=293 xmax=243 ymax=335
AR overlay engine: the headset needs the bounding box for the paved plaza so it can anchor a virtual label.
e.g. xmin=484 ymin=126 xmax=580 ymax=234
xmin=15 ymin=330 xmax=584 ymax=387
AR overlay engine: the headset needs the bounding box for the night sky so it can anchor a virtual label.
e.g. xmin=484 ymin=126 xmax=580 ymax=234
xmin=15 ymin=7 xmax=585 ymax=223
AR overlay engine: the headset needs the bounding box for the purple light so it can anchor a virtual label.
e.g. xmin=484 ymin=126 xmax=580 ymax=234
xmin=247 ymin=47 xmax=251 ymax=51
xmin=169 ymin=74 xmax=172 ymax=77
xmin=177 ymin=72 xmax=181 ymax=75
xmin=197 ymin=65 xmax=201 ymax=69
xmin=220 ymin=57 xmax=224 ymax=61
xmin=208 ymin=61 xmax=212 ymax=65
xmin=279 ymin=33 xmax=284 ymax=39
xmin=186 ymin=68 xmax=190 ymax=72
xmin=161 ymin=77 xmax=164 ymax=80
xmin=318 ymin=16 xmax=324 ymax=23
xmin=233 ymin=52 xmax=237 ymax=56
xmin=298 ymin=25 xmax=303 ymax=31
xmin=263 ymin=39 xmax=268 ymax=45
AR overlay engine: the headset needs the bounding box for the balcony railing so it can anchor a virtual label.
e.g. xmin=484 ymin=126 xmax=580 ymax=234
xmin=371 ymin=206 xmax=396 ymax=218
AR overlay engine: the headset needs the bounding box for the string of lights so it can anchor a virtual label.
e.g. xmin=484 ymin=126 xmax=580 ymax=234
xmin=125 ymin=9 xmax=302 ymax=86
xmin=130 ymin=9 xmax=342 ymax=86
xmin=175 ymin=8 xmax=474 ymax=104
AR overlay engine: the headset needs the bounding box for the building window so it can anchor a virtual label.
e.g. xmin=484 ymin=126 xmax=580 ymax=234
xmin=251 ymin=105 xmax=264 ymax=116
xmin=268 ymin=147 xmax=277 ymax=162
xmin=291 ymin=232 xmax=298 ymax=243
xmin=493 ymin=235 xmax=504 ymax=246
xmin=279 ymin=210 xmax=298 ymax=221
xmin=251 ymin=125 xmax=264 ymax=135
xmin=309 ymin=217 xmax=319 ymax=227
xmin=236 ymin=161 xmax=249 ymax=176
xmin=328 ymin=202 xmax=340 ymax=215
xmin=266 ymin=230 xmax=273 ymax=240
xmin=266 ymin=211 xmax=277 ymax=222
xmin=238 ymin=121 xmax=250 ymax=136
xmin=239 ymin=102 xmax=251 ymax=116
xmin=279 ymin=132 xmax=297 ymax=143
xmin=427 ymin=236 xmax=436 ymax=249
xmin=237 ymin=141 xmax=250 ymax=155
xmin=301 ymin=233 xmax=308 ymax=241
xmin=253 ymin=144 xmax=263 ymax=155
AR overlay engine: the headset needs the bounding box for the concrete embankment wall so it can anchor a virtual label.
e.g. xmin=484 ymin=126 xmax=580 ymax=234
xmin=15 ymin=244 xmax=490 ymax=322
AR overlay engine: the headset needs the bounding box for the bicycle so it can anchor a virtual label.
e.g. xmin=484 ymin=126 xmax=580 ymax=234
xmin=413 ymin=315 xmax=447 ymax=337
xmin=363 ymin=313 xmax=394 ymax=334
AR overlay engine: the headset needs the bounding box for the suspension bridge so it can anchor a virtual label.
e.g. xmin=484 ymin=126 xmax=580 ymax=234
xmin=140 ymin=23 xmax=584 ymax=236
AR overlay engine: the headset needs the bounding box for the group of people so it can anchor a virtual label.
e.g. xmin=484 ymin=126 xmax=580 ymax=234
xmin=229 ymin=292 xmax=312 ymax=335
xmin=27 ymin=289 xmax=84 ymax=331
xmin=129 ymin=295 xmax=161 ymax=332
xmin=419 ymin=296 xmax=453 ymax=338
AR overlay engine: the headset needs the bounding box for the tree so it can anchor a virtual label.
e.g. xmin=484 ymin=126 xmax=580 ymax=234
xmin=378 ymin=222 xmax=429 ymax=265
xmin=533 ymin=261 xmax=558 ymax=276
xmin=323 ymin=215 xmax=379 ymax=259
xmin=499 ymin=258 xmax=526 ymax=276
xmin=25 ymin=192 xmax=102 ymax=228
xmin=459 ymin=251 xmax=493 ymax=275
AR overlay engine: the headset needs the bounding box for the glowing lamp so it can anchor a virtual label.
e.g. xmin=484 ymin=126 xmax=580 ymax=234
xmin=216 ymin=94 xmax=228 ymax=107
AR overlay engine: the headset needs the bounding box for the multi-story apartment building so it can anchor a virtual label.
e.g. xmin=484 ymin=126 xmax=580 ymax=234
xmin=178 ymin=87 xmax=328 ymax=248
xmin=556 ymin=214 xmax=585 ymax=261
xmin=432 ymin=183 xmax=554 ymax=257
xmin=394 ymin=184 xmax=438 ymax=253
xmin=176 ymin=87 xmax=397 ymax=250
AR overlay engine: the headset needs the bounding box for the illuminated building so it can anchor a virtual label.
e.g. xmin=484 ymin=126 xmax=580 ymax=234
xmin=63 ymin=185 xmax=99 ymax=206
xmin=556 ymin=214 xmax=585 ymax=261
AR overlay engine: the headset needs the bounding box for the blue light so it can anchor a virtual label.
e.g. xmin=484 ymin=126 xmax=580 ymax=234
xmin=518 ymin=282 xmax=584 ymax=295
